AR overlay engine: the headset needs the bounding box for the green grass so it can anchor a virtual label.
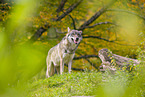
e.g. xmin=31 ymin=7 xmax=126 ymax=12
xmin=23 ymin=68 xmax=145 ymax=97
xmin=3 ymin=65 xmax=144 ymax=97
xmin=26 ymin=71 xmax=102 ymax=97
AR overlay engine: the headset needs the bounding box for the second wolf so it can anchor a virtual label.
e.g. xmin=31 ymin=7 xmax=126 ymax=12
xmin=46 ymin=27 xmax=82 ymax=78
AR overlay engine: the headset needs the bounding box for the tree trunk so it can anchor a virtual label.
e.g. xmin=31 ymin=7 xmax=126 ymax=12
xmin=98 ymin=48 xmax=140 ymax=72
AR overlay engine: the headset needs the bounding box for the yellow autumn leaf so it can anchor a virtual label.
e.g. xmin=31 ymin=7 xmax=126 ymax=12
xmin=143 ymin=3 xmax=145 ymax=7
xmin=132 ymin=0 xmax=136 ymax=2
xmin=35 ymin=25 xmax=39 ymax=28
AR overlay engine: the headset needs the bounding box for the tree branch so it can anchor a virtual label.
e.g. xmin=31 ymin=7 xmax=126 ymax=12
xmin=83 ymin=35 xmax=138 ymax=46
xmin=68 ymin=14 xmax=76 ymax=30
xmin=74 ymin=55 xmax=99 ymax=60
xmin=56 ymin=0 xmax=67 ymax=13
xmin=29 ymin=24 xmax=51 ymax=42
xmin=83 ymin=35 xmax=114 ymax=42
xmin=29 ymin=0 xmax=82 ymax=42
xmin=84 ymin=22 xmax=114 ymax=28
xmin=71 ymin=67 xmax=85 ymax=71
xmin=55 ymin=0 xmax=82 ymax=21
xmin=64 ymin=64 xmax=85 ymax=71
xmin=62 ymin=10 xmax=76 ymax=29
xmin=78 ymin=0 xmax=116 ymax=31
xmin=65 ymin=54 xmax=99 ymax=71
xmin=74 ymin=54 xmax=99 ymax=69
xmin=85 ymin=58 xmax=98 ymax=69
xmin=78 ymin=7 xmax=106 ymax=30
xmin=107 ymin=9 xmax=145 ymax=20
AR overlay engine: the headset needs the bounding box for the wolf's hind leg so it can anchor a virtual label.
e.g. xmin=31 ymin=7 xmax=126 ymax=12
xmin=46 ymin=55 xmax=50 ymax=78
xmin=46 ymin=61 xmax=55 ymax=78
xmin=56 ymin=66 xmax=60 ymax=74
xmin=49 ymin=63 xmax=55 ymax=76
xmin=46 ymin=60 xmax=51 ymax=78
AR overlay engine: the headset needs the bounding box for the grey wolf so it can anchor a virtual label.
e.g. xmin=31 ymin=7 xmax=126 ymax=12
xmin=46 ymin=27 xmax=82 ymax=78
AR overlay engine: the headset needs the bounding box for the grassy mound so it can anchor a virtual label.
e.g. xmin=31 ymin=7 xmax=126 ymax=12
xmin=25 ymin=69 xmax=145 ymax=97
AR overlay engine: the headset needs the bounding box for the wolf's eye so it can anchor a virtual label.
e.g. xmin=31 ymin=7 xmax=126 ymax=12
xmin=71 ymin=38 xmax=74 ymax=41
xmin=71 ymin=33 xmax=75 ymax=35
xmin=77 ymin=33 xmax=81 ymax=37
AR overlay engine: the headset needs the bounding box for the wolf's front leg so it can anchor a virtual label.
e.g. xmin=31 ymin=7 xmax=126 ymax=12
xmin=68 ymin=54 xmax=74 ymax=73
xmin=68 ymin=61 xmax=72 ymax=73
xmin=60 ymin=57 xmax=64 ymax=75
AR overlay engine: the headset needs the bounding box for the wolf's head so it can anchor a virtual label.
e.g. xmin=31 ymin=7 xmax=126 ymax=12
xmin=66 ymin=27 xmax=82 ymax=44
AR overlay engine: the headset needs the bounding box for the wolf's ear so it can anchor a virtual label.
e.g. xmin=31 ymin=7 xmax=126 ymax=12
xmin=66 ymin=27 xmax=71 ymax=37
xmin=79 ymin=31 xmax=82 ymax=34
xmin=68 ymin=27 xmax=71 ymax=32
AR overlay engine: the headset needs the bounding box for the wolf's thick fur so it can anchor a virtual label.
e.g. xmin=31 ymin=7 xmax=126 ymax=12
xmin=46 ymin=27 xmax=82 ymax=78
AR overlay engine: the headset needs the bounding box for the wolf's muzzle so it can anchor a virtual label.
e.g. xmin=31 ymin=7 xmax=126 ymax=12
xmin=76 ymin=38 xmax=79 ymax=42
xmin=71 ymin=38 xmax=79 ymax=44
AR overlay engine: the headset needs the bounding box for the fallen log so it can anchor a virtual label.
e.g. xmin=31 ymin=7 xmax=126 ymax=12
xmin=98 ymin=48 xmax=140 ymax=72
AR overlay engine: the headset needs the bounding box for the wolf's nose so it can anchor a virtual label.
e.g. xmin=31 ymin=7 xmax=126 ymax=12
xmin=76 ymin=38 xmax=79 ymax=41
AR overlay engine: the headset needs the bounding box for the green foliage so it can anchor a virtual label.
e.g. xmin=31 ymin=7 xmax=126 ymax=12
xmin=0 ymin=0 xmax=145 ymax=96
